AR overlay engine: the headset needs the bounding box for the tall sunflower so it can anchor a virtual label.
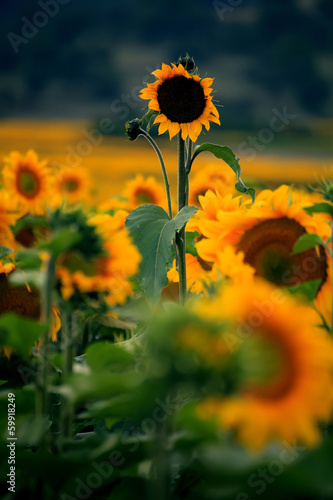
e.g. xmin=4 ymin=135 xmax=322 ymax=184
xmin=140 ymin=63 xmax=220 ymax=142
xmin=198 ymin=280 xmax=333 ymax=449
xmin=2 ymin=150 xmax=52 ymax=215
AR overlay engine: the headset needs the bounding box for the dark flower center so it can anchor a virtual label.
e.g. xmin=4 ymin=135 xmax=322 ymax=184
xmin=157 ymin=76 xmax=206 ymax=123
xmin=238 ymin=217 xmax=327 ymax=288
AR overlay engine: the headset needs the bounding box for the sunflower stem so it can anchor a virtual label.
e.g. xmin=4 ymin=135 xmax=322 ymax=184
xmin=60 ymin=307 xmax=76 ymax=442
xmin=177 ymin=134 xmax=187 ymax=306
xmin=139 ymin=129 xmax=173 ymax=218
xmin=36 ymin=253 xmax=56 ymax=449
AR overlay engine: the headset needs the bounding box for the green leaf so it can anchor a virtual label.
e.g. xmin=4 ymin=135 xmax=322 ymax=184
xmin=0 ymin=314 xmax=45 ymax=356
xmin=304 ymin=202 xmax=333 ymax=217
xmin=190 ymin=143 xmax=255 ymax=202
xmin=0 ymin=245 xmax=14 ymax=259
xmin=85 ymin=342 xmax=134 ymax=373
xmin=293 ymin=233 xmax=324 ymax=255
xmin=16 ymin=249 xmax=42 ymax=270
xmin=185 ymin=231 xmax=200 ymax=257
xmin=41 ymin=227 xmax=82 ymax=257
xmin=288 ymin=279 xmax=322 ymax=302
xmin=126 ymin=204 xmax=197 ymax=306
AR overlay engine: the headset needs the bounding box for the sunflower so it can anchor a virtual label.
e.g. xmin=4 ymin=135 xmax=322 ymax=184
xmin=140 ymin=63 xmax=220 ymax=142
xmin=198 ymin=279 xmax=333 ymax=449
xmin=124 ymin=174 xmax=167 ymax=211
xmin=57 ymin=212 xmax=141 ymax=305
xmin=2 ymin=150 xmax=52 ymax=215
xmin=167 ymin=243 xmax=254 ymax=295
xmin=0 ymin=191 xmax=19 ymax=249
xmin=196 ymin=186 xmax=331 ymax=289
xmin=52 ymin=168 xmax=91 ymax=206
xmin=168 ymin=252 xmax=217 ymax=295
xmin=189 ymin=163 xmax=237 ymax=207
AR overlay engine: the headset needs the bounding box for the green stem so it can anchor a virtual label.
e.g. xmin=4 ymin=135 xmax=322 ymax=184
xmin=177 ymin=134 xmax=187 ymax=306
xmin=60 ymin=308 xmax=77 ymax=440
xmin=139 ymin=129 xmax=173 ymax=218
xmin=36 ymin=254 xmax=56 ymax=448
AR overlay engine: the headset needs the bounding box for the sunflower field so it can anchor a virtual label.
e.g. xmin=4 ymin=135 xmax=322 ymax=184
xmin=1 ymin=56 xmax=333 ymax=500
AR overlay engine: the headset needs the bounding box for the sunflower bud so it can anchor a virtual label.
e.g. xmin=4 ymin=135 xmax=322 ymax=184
xmin=176 ymin=54 xmax=196 ymax=74
xmin=125 ymin=118 xmax=142 ymax=141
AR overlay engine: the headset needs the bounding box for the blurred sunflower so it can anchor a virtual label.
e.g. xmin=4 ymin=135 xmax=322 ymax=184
xmin=198 ymin=280 xmax=333 ymax=449
xmin=57 ymin=212 xmax=141 ymax=305
xmin=0 ymin=191 xmax=17 ymax=251
xmin=124 ymin=174 xmax=167 ymax=211
xmin=196 ymin=186 xmax=331 ymax=289
xmin=140 ymin=63 xmax=220 ymax=141
xmin=52 ymin=168 xmax=91 ymax=206
xmin=2 ymin=150 xmax=52 ymax=215
xmin=189 ymin=163 xmax=237 ymax=207
xmin=168 ymin=243 xmax=254 ymax=295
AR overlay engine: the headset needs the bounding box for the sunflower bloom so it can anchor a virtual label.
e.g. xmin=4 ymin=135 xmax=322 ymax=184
xmin=52 ymin=168 xmax=91 ymax=206
xmin=140 ymin=63 xmax=220 ymax=142
xmin=124 ymin=174 xmax=167 ymax=211
xmin=57 ymin=212 xmax=141 ymax=305
xmin=195 ymin=186 xmax=331 ymax=289
xmin=189 ymin=163 xmax=237 ymax=207
xmin=2 ymin=150 xmax=53 ymax=215
xmin=198 ymin=280 xmax=333 ymax=449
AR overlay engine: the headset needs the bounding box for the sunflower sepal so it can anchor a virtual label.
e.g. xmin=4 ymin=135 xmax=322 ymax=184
xmin=292 ymin=233 xmax=325 ymax=255
xmin=185 ymin=231 xmax=200 ymax=257
xmin=287 ymin=278 xmax=322 ymax=302
xmin=188 ymin=143 xmax=255 ymax=202
xmin=125 ymin=204 xmax=197 ymax=307
xmin=144 ymin=109 xmax=159 ymax=133
xmin=304 ymin=202 xmax=333 ymax=217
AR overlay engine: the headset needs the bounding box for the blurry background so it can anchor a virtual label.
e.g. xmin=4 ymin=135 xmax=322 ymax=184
xmin=1 ymin=0 xmax=333 ymax=198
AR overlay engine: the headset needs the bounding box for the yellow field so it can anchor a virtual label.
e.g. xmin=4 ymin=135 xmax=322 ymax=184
xmin=1 ymin=120 xmax=332 ymax=204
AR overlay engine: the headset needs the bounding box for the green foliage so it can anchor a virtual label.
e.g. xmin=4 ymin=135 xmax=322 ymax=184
xmin=126 ymin=204 xmax=197 ymax=306
xmin=288 ymin=279 xmax=322 ymax=302
xmin=185 ymin=231 xmax=200 ymax=257
xmin=189 ymin=143 xmax=255 ymax=202
xmin=304 ymin=202 xmax=333 ymax=217
xmin=0 ymin=245 xmax=14 ymax=259
xmin=0 ymin=314 xmax=45 ymax=356
xmin=292 ymin=233 xmax=325 ymax=254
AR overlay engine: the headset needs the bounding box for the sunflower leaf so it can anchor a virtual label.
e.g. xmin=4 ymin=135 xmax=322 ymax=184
xmin=292 ymin=233 xmax=324 ymax=255
xmin=0 ymin=246 xmax=14 ymax=260
xmin=287 ymin=279 xmax=322 ymax=302
xmin=185 ymin=231 xmax=200 ymax=257
xmin=304 ymin=202 xmax=333 ymax=217
xmin=125 ymin=204 xmax=197 ymax=306
xmin=190 ymin=143 xmax=255 ymax=202
xmin=0 ymin=313 xmax=46 ymax=356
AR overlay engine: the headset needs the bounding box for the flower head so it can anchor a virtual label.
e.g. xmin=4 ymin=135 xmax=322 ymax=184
xmin=198 ymin=280 xmax=333 ymax=449
xmin=140 ymin=63 xmax=220 ymax=142
xmin=2 ymin=150 xmax=52 ymax=215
